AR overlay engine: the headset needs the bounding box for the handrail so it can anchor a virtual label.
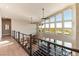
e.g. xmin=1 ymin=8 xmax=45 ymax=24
xmin=11 ymin=30 xmax=79 ymax=56
xmin=38 ymin=39 xmax=79 ymax=53
xmin=11 ymin=30 xmax=32 ymax=56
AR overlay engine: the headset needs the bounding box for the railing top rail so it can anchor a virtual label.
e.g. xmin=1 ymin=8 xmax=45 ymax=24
xmin=12 ymin=31 xmax=30 ymax=36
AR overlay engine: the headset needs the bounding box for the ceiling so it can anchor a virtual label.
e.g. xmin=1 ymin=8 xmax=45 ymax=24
xmin=0 ymin=3 xmax=74 ymax=23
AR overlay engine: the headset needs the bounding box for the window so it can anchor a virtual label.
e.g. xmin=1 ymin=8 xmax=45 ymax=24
xmin=56 ymin=13 xmax=62 ymax=33
xmin=44 ymin=19 xmax=50 ymax=33
xmin=38 ymin=8 xmax=73 ymax=36
xmin=50 ymin=23 xmax=55 ymax=28
xmin=56 ymin=23 xmax=62 ymax=28
xmin=38 ymin=25 xmax=42 ymax=33
xmin=50 ymin=16 xmax=55 ymax=22
xmin=64 ymin=22 xmax=72 ymax=28
xmin=64 ymin=9 xmax=72 ymax=21
xmin=56 ymin=23 xmax=62 ymax=33
xmin=63 ymin=9 xmax=72 ymax=35
xmin=45 ymin=24 xmax=49 ymax=33
xmin=45 ymin=19 xmax=49 ymax=23
xmin=50 ymin=39 xmax=54 ymax=43
xmin=50 ymin=23 xmax=55 ymax=33
xmin=45 ymin=24 xmax=49 ymax=28
xmin=63 ymin=29 xmax=72 ymax=35
xmin=64 ymin=42 xmax=72 ymax=48
xmin=46 ymin=38 xmax=50 ymax=41
xmin=63 ymin=42 xmax=72 ymax=55
xmin=50 ymin=16 xmax=55 ymax=33
xmin=56 ymin=13 xmax=62 ymax=22
xmin=56 ymin=40 xmax=62 ymax=45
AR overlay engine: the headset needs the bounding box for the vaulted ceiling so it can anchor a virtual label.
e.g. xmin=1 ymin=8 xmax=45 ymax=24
xmin=0 ymin=3 xmax=74 ymax=23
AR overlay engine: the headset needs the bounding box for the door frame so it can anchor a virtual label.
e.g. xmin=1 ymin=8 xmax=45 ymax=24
xmin=2 ymin=17 xmax=11 ymax=37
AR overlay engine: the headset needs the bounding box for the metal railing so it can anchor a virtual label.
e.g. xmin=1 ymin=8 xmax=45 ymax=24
xmin=11 ymin=30 xmax=79 ymax=56
xmin=11 ymin=30 xmax=32 ymax=55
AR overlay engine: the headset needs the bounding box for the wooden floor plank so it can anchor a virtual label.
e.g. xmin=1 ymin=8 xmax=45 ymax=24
xmin=0 ymin=36 xmax=28 ymax=56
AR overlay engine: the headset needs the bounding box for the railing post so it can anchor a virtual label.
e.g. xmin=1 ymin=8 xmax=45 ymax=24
xmin=29 ymin=34 xmax=32 ymax=56
xmin=38 ymin=39 xmax=39 ymax=47
xmin=22 ymin=34 xmax=24 ymax=45
xmin=61 ymin=47 xmax=63 ymax=55
xmin=18 ymin=32 xmax=20 ymax=42
xmin=54 ymin=40 xmax=56 ymax=56
xmin=47 ymin=42 xmax=50 ymax=56
xmin=14 ymin=31 xmax=15 ymax=39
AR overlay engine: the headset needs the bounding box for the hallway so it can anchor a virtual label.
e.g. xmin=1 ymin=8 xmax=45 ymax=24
xmin=0 ymin=36 xmax=28 ymax=56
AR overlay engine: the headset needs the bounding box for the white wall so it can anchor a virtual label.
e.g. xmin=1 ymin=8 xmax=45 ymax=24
xmin=76 ymin=4 xmax=79 ymax=49
xmin=12 ymin=19 xmax=36 ymax=35
xmin=0 ymin=16 xmax=2 ymax=40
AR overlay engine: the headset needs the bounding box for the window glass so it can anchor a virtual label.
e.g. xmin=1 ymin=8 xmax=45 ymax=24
xmin=50 ymin=16 xmax=55 ymax=22
xmin=56 ymin=23 xmax=62 ymax=28
xmin=56 ymin=13 xmax=62 ymax=22
xmin=64 ymin=22 xmax=72 ymax=28
xmin=50 ymin=28 xmax=55 ymax=33
xmin=50 ymin=39 xmax=54 ymax=43
xmin=56 ymin=29 xmax=62 ymax=33
xmin=50 ymin=23 xmax=55 ymax=28
xmin=50 ymin=23 xmax=55 ymax=33
xmin=46 ymin=38 xmax=50 ymax=41
xmin=64 ymin=42 xmax=72 ymax=48
xmin=45 ymin=24 xmax=49 ymax=28
xmin=45 ymin=24 xmax=50 ymax=33
xmin=63 ymin=29 xmax=72 ymax=35
xmin=64 ymin=9 xmax=72 ymax=21
xmin=45 ymin=19 xmax=49 ymax=23
xmin=56 ymin=40 xmax=62 ymax=45
xmin=56 ymin=23 xmax=62 ymax=33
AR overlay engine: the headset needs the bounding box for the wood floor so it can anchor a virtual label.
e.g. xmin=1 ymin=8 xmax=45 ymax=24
xmin=0 ymin=36 xmax=28 ymax=56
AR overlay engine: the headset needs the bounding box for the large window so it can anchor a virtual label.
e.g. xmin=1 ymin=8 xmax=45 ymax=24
xmin=64 ymin=9 xmax=72 ymax=21
xmin=64 ymin=42 xmax=72 ymax=48
xmin=56 ymin=13 xmax=62 ymax=33
xmin=56 ymin=40 xmax=62 ymax=45
xmin=45 ymin=19 xmax=50 ymax=33
xmin=38 ymin=8 xmax=73 ymax=36
xmin=63 ymin=9 xmax=72 ymax=35
xmin=38 ymin=25 xmax=42 ymax=33
xmin=50 ymin=16 xmax=55 ymax=33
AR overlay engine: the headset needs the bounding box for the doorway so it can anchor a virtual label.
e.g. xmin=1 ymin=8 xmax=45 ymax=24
xmin=2 ymin=18 xmax=11 ymax=37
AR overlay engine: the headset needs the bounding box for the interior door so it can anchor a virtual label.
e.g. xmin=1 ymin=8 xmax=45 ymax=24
xmin=2 ymin=18 xmax=11 ymax=37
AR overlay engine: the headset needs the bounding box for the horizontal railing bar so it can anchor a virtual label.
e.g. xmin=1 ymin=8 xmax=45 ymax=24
xmin=38 ymin=39 xmax=79 ymax=53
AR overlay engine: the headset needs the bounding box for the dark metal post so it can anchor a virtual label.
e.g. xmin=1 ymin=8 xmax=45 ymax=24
xmin=47 ymin=42 xmax=50 ymax=56
xmin=29 ymin=34 xmax=32 ymax=56
xmin=54 ymin=40 xmax=56 ymax=56
xmin=14 ymin=31 xmax=15 ymax=39
xmin=18 ymin=32 xmax=20 ymax=42
xmin=22 ymin=34 xmax=24 ymax=45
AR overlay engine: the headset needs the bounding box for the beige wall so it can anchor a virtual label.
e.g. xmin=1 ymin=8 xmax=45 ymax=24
xmin=12 ymin=19 xmax=36 ymax=35
xmin=0 ymin=16 xmax=2 ymax=40
xmin=76 ymin=4 xmax=79 ymax=49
